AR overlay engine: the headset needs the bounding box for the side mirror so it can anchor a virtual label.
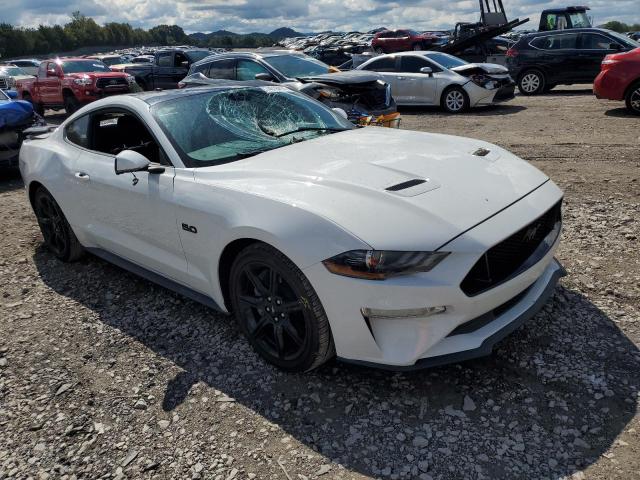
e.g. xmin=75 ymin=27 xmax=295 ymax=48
xmin=332 ymin=107 xmax=348 ymax=119
xmin=46 ymin=70 xmax=57 ymax=78
xmin=5 ymin=90 xmax=18 ymax=99
xmin=420 ymin=66 xmax=433 ymax=75
xmin=115 ymin=150 xmax=150 ymax=175
xmin=254 ymin=72 xmax=275 ymax=81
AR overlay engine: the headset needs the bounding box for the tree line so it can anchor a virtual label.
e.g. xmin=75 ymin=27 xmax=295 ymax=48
xmin=0 ymin=12 xmax=192 ymax=59
xmin=599 ymin=21 xmax=640 ymax=33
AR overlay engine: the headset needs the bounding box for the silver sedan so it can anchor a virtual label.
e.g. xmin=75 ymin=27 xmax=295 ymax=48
xmin=357 ymin=51 xmax=516 ymax=113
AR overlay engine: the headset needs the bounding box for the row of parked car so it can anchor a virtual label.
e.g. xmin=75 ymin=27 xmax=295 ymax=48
xmin=1 ymin=29 xmax=638 ymax=145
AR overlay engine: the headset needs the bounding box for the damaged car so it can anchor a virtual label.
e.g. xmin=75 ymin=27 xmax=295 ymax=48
xmin=20 ymin=85 xmax=564 ymax=372
xmin=357 ymin=51 xmax=515 ymax=113
xmin=181 ymin=51 xmax=400 ymax=127
xmin=0 ymin=89 xmax=45 ymax=168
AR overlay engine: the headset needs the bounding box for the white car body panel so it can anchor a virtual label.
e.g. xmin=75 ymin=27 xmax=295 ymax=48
xmin=19 ymin=90 xmax=563 ymax=369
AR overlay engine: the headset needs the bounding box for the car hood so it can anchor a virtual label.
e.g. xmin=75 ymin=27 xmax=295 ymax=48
xmin=194 ymin=128 xmax=548 ymax=250
xmin=451 ymin=63 xmax=510 ymax=75
xmin=68 ymin=71 xmax=129 ymax=79
xmin=298 ymin=70 xmax=383 ymax=85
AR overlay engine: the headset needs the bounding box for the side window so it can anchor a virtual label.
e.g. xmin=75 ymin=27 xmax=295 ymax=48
xmin=46 ymin=62 xmax=57 ymax=75
xmin=365 ymin=57 xmax=397 ymax=72
xmin=89 ymin=111 xmax=167 ymax=165
xmin=237 ymin=60 xmax=270 ymax=81
xmin=157 ymin=53 xmax=173 ymax=67
xmin=38 ymin=62 xmax=48 ymax=77
xmin=581 ymin=34 xmax=616 ymax=50
xmin=531 ymin=34 xmax=577 ymax=50
xmin=400 ymin=56 xmax=439 ymax=73
xmin=174 ymin=52 xmax=189 ymax=67
xmin=65 ymin=115 xmax=90 ymax=149
xmin=206 ymin=59 xmax=236 ymax=80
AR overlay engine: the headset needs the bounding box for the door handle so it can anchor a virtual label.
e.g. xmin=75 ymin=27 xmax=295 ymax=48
xmin=74 ymin=172 xmax=90 ymax=181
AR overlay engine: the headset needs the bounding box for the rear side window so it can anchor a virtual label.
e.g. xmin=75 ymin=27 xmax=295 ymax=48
xmin=157 ymin=53 xmax=172 ymax=67
xmin=531 ymin=34 xmax=578 ymax=50
xmin=65 ymin=115 xmax=90 ymax=149
xmin=206 ymin=59 xmax=236 ymax=80
xmin=364 ymin=57 xmax=397 ymax=72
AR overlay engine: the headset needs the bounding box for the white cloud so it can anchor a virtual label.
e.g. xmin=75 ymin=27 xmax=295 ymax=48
xmin=1 ymin=0 xmax=638 ymax=33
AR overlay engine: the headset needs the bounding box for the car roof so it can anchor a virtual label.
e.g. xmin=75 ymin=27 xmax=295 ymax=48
xmin=130 ymin=84 xmax=289 ymax=106
xmin=370 ymin=51 xmax=456 ymax=58
xmin=191 ymin=50 xmax=307 ymax=68
xmin=523 ymin=28 xmax=612 ymax=38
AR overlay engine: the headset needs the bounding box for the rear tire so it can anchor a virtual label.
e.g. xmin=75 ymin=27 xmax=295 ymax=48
xmin=63 ymin=94 xmax=80 ymax=115
xmin=518 ymin=70 xmax=545 ymax=95
xmin=441 ymin=86 xmax=470 ymax=114
xmin=32 ymin=186 xmax=84 ymax=262
xmin=229 ymin=243 xmax=334 ymax=372
xmin=625 ymin=81 xmax=640 ymax=115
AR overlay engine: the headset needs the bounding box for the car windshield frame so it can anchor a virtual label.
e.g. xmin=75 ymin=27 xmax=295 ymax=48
xmin=60 ymin=60 xmax=111 ymax=74
xmin=0 ymin=89 xmax=9 ymax=101
xmin=424 ymin=52 xmax=468 ymax=69
xmin=264 ymin=54 xmax=330 ymax=79
xmin=151 ymin=86 xmax=354 ymax=168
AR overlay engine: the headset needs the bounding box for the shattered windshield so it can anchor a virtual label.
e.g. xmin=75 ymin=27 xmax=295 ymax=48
xmin=152 ymin=87 xmax=354 ymax=167
xmin=265 ymin=55 xmax=330 ymax=79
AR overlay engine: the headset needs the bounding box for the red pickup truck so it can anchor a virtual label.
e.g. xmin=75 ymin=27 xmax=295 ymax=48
xmin=16 ymin=58 xmax=134 ymax=115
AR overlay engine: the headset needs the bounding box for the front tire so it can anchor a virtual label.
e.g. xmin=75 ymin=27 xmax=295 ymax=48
xmin=229 ymin=243 xmax=334 ymax=372
xmin=625 ymin=81 xmax=640 ymax=115
xmin=441 ymin=86 xmax=470 ymax=114
xmin=63 ymin=94 xmax=80 ymax=115
xmin=32 ymin=186 xmax=84 ymax=262
xmin=518 ymin=70 xmax=545 ymax=95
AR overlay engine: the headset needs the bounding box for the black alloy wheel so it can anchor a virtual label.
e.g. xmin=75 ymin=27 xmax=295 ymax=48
xmin=229 ymin=243 xmax=334 ymax=372
xmin=33 ymin=187 xmax=84 ymax=262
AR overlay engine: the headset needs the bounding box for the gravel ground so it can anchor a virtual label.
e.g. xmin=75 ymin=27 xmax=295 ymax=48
xmin=1 ymin=87 xmax=639 ymax=480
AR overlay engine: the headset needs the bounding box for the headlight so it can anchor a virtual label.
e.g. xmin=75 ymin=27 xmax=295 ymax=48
xmin=323 ymin=250 xmax=450 ymax=280
xmin=470 ymin=74 xmax=497 ymax=90
xmin=73 ymin=77 xmax=92 ymax=86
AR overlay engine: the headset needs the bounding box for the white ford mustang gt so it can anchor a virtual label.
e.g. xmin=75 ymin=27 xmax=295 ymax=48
xmin=20 ymin=85 xmax=564 ymax=372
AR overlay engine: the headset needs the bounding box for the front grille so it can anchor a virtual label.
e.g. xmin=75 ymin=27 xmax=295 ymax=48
xmin=460 ymin=201 xmax=562 ymax=296
xmin=96 ymin=77 xmax=128 ymax=89
xmin=0 ymin=77 xmax=8 ymax=90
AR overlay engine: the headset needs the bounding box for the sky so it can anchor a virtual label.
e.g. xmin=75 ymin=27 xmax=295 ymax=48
xmin=1 ymin=0 xmax=639 ymax=34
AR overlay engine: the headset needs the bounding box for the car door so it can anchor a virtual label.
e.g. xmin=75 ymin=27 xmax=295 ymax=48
xmin=360 ymin=56 xmax=401 ymax=101
xmin=531 ymin=33 xmax=579 ymax=84
xmin=63 ymin=108 xmax=189 ymax=284
xmin=172 ymin=52 xmax=191 ymax=86
xmin=40 ymin=62 xmax=62 ymax=105
xmin=236 ymin=59 xmax=272 ymax=81
xmin=154 ymin=52 xmax=175 ymax=89
xmin=577 ymin=32 xmax=622 ymax=81
xmin=398 ymin=55 xmax=439 ymax=104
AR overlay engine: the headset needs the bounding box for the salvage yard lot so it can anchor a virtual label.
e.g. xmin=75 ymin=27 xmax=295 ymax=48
xmin=1 ymin=87 xmax=639 ymax=479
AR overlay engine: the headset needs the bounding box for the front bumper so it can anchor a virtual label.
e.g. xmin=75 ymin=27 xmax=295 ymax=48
xmin=303 ymin=180 xmax=564 ymax=368
xmin=466 ymin=81 xmax=516 ymax=107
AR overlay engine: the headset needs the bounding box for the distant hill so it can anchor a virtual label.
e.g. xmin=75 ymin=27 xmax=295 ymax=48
xmin=269 ymin=27 xmax=304 ymax=39
xmin=188 ymin=27 xmax=308 ymax=48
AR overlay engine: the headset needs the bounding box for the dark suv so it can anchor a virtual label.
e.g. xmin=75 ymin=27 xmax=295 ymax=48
xmin=507 ymin=28 xmax=640 ymax=95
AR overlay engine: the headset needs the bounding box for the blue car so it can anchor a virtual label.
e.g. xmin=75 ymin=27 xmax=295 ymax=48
xmin=0 ymin=89 xmax=41 ymax=168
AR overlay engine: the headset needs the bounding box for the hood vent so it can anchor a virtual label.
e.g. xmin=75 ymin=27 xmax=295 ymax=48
xmin=385 ymin=179 xmax=427 ymax=192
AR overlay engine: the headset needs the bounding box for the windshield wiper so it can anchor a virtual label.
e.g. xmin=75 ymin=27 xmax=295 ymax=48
xmin=272 ymin=127 xmax=349 ymax=138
